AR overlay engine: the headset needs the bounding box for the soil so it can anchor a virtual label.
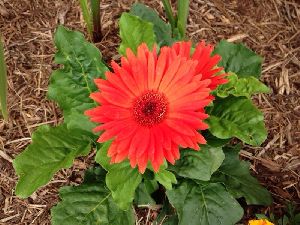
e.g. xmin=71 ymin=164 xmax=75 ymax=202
xmin=0 ymin=0 xmax=299 ymax=224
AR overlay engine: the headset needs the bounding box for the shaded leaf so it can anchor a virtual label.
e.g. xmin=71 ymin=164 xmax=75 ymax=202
xmin=119 ymin=13 xmax=156 ymax=55
xmin=134 ymin=179 xmax=158 ymax=205
xmin=154 ymin=200 xmax=178 ymax=225
xmin=167 ymin=180 xmax=243 ymax=225
xmin=130 ymin=3 xmax=173 ymax=46
xmin=169 ymin=145 xmax=225 ymax=181
xmin=13 ymin=125 xmax=91 ymax=198
xmin=51 ymin=167 xmax=134 ymax=225
xmin=213 ymin=40 xmax=263 ymax=78
xmin=211 ymin=146 xmax=272 ymax=205
xmin=202 ymin=131 xmax=231 ymax=147
xmin=216 ymin=73 xmax=270 ymax=98
xmin=207 ymin=96 xmax=267 ymax=146
xmin=95 ymin=142 xmax=142 ymax=210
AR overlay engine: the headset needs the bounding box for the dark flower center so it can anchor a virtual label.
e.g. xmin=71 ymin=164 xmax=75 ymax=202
xmin=133 ymin=91 xmax=169 ymax=127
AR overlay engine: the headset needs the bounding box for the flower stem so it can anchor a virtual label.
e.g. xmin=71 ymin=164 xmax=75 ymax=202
xmin=161 ymin=0 xmax=176 ymax=30
xmin=79 ymin=0 xmax=93 ymax=39
xmin=177 ymin=0 xmax=190 ymax=39
xmin=90 ymin=0 xmax=102 ymax=42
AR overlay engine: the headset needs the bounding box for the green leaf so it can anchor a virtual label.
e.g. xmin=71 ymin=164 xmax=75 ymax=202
xmin=202 ymin=131 xmax=231 ymax=147
xmin=211 ymin=146 xmax=272 ymax=205
xmin=294 ymin=214 xmax=300 ymax=225
xmin=13 ymin=124 xmax=91 ymax=198
xmin=64 ymin=111 xmax=97 ymax=137
xmin=255 ymin=214 xmax=270 ymax=220
xmin=95 ymin=142 xmax=142 ymax=210
xmin=119 ymin=13 xmax=156 ymax=55
xmin=216 ymin=73 xmax=270 ymax=98
xmin=278 ymin=215 xmax=289 ymax=225
xmin=51 ymin=167 xmax=134 ymax=225
xmin=162 ymin=216 xmax=179 ymax=225
xmin=213 ymin=40 xmax=263 ymax=78
xmin=167 ymin=180 xmax=243 ymax=225
xmin=155 ymin=168 xmax=177 ymax=190
xmin=0 ymin=34 xmax=8 ymax=120
xmin=48 ymin=26 xmax=108 ymax=135
xmin=134 ymin=179 xmax=158 ymax=205
xmin=207 ymin=96 xmax=267 ymax=146
xmin=130 ymin=3 xmax=174 ymax=46
xmin=169 ymin=145 xmax=225 ymax=181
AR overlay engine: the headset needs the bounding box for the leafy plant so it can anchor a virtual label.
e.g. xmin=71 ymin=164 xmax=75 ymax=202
xmin=256 ymin=202 xmax=300 ymax=225
xmin=0 ymin=34 xmax=8 ymax=120
xmin=13 ymin=2 xmax=273 ymax=225
xmin=161 ymin=0 xmax=190 ymax=39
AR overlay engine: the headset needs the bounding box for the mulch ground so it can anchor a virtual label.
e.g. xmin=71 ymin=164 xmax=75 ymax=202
xmin=0 ymin=0 xmax=299 ymax=224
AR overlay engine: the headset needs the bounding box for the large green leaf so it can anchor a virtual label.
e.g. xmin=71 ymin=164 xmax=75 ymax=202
xmin=95 ymin=142 xmax=142 ymax=210
xmin=211 ymin=146 xmax=272 ymax=205
xmin=51 ymin=167 xmax=134 ymax=225
xmin=216 ymin=73 xmax=270 ymax=98
xmin=119 ymin=13 xmax=156 ymax=55
xmin=13 ymin=125 xmax=91 ymax=198
xmin=48 ymin=26 xmax=108 ymax=135
xmin=167 ymin=180 xmax=243 ymax=225
xmin=130 ymin=3 xmax=174 ymax=46
xmin=213 ymin=40 xmax=263 ymax=78
xmin=169 ymin=145 xmax=225 ymax=181
xmin=207 ymin=96 xmax=267 ymax=146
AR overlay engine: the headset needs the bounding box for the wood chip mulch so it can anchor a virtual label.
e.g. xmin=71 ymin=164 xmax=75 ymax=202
xmin=0 ymin=0 xmax=299 ymax=224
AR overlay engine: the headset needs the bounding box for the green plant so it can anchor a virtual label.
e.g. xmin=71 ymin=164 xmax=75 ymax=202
xmin=256 ymin=202 xmax=300 ymax=225
xmin=13 ymin=2 xmax=273 ymax=225
xmin=161 ymin=0 xmax=190 ymax=39
xmin=0 ymin=34 xmax=8 ymax=120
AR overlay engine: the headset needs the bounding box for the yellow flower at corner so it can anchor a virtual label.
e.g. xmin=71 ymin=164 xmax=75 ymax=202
xmin=248 ymin=219 xmax=274 ymax=225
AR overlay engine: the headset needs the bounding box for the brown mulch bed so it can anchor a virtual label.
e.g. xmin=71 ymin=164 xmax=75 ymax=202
xmin=0 ymin=0 xmax=299 ymax=224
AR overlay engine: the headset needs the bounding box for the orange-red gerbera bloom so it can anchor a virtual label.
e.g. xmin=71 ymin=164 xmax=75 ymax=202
xmin=172 ymin=41 xmax=227 ymax=90
xmin=85 ymin=41 xmax=226 ymax=173
xmin=248 ymin=219 xmax=274 ymax=225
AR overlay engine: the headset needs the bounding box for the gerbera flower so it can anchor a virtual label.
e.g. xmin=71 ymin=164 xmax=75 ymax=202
xmin=85 ymin=41 xmax=226 ymax=173
xmin=172 ymin=41 xmax=227 ymax=90
xmin=248 ymin=219 xmax=274 ymax=225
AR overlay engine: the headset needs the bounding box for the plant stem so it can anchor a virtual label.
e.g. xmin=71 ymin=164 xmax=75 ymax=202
xmin=79 ymin=0 xmax=93 ymax=39
xmin=90 ymin=0 xmax=102 ymax=42
xmin=0 ymin=35 xmax=8 ymax=120
xmin=161 ymin=0 xmax=176 ymax=30
xmin=177 ymin=0 xmax=190 ymax=39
